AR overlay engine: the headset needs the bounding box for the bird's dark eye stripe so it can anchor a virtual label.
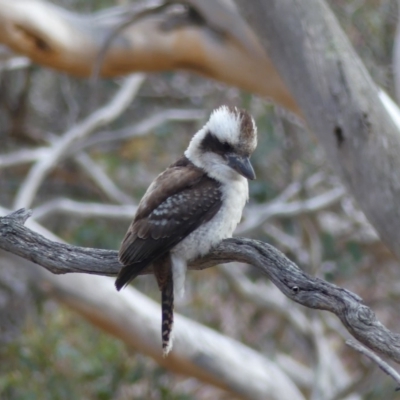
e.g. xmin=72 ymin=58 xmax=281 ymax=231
xmin=200 ymin=131 xmax=234 ymax=155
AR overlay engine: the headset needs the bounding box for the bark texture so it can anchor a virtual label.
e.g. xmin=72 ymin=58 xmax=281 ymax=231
xmin=2 ymin=209 xmax=400 ymax=367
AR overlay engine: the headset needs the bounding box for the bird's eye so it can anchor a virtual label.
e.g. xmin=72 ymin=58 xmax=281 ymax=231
xmin=222 ymin=141 xmax=234 ymax=152
xmin=200 ymin=132 xmax=235 ymax=155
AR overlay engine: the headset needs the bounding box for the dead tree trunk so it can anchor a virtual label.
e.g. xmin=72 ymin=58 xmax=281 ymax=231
xmin=234 ymin=0 xmax=400 ymax=261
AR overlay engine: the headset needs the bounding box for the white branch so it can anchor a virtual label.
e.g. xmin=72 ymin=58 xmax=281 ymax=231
xmin=33 ymin=198 xmax=136 ymax=221
xmin=0 ymin=147 xmax=49 ymax=168
xmin=0 ymin=55 xmax=30 ymax=71
xmin=42 ymin=270 xmax=304 ymax=400
xmin=219 ymin=264 xmax=311 ymax=336
xmin=77 ymin=108 xmax=206 ymax=150
xmin=268 ymin=172 xmax=326 ymax=204
xmin=275 ymin=354 xmax=313 ymax=389
xmin=74 ymin=153 xmax=135 ymax=205
xmin=0 ymin=44 xmax=31 ymax=70
xmin=262 ymin=224 xmax=312 ymax=267
xmin=308 ymin=318 xmax=358 ymax=400
xmin=13 ymin=74 xmax=145 ymax=210
xmin=0 ymin=108 xmax=203 ymax=171
xmin=347 ymin=340 xmax=400 ymax=389
xmin=238 ymin=186 xmax=345 ymax=235
xmin=378 ymin=89 xmax=400 ymax=129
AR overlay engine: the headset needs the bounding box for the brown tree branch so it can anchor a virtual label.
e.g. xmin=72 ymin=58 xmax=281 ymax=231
xmin=2 ymin=208 xmax=400 ymax=377
xmin=0 ymin=0 xmax=301 ymax=116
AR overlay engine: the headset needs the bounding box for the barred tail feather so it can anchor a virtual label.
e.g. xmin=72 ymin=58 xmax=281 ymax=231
xmin=161 ymin=278 xmax=174 ymax=357
xmin=152 ymin=254 xmax=175 ymax=356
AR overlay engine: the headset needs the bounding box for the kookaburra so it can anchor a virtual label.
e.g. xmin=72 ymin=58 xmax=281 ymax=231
xmin=115 ymin=105 xmax=257 ymax=355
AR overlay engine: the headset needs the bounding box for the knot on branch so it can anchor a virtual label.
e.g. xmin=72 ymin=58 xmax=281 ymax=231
xmin=357 ymin=304 xmax=376 ymax=325
xmin=2 ymin=208 xmax=32 ymax=225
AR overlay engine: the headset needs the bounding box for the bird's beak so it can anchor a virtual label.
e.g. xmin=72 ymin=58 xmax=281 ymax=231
xmin=226 ymin=154 xmax=256 ymax=180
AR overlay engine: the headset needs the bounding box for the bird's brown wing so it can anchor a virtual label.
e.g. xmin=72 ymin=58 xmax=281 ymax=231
xmin=116 ymin=158 xmax=222 ymax=290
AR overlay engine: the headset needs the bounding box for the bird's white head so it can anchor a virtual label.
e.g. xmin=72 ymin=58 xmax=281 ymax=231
xmin=185 ymin=106 xmax=258 ymax=183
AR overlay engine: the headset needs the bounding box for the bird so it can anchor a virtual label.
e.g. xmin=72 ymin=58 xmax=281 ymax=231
xmin=115 ymin=105 xmax=257 ymax=356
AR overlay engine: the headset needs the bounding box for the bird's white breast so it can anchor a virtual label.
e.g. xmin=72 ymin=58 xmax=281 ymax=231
xmin=172 ymin=176 xmax=248 ymax=261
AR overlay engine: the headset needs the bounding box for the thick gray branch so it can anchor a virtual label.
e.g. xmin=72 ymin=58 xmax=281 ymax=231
xmin=1 ymin=208 xmax=400 ymax=369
